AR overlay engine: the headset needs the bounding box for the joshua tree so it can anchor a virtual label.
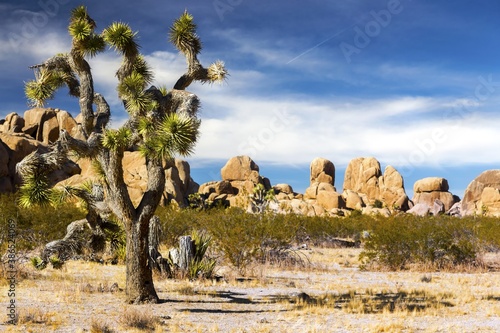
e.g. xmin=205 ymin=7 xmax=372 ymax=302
xmin=17 ymin=6 xmax=226 ymax=303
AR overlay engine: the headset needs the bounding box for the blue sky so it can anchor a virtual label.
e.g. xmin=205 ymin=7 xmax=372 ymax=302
xmin=1 ymin=0 xmax=500 ymax=199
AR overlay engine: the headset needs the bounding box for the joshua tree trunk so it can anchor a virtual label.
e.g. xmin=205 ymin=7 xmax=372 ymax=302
xmin=125 ymin=217 xmax=159 ymax=303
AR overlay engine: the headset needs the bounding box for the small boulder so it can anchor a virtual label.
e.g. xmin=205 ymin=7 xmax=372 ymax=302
xmin=221 ymin=155 xmax=259 ymax=182
xmin=414 ymin=177 xmax=449 ymax=193
xmin=310 ymin=157 xmax=335 ymax=186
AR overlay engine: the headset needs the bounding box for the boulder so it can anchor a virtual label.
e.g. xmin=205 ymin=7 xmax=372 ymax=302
xmin=42 ymin=115 xmax=60 ymax=144
xmin=379 ymin=166 xmax=409 ymax=210
xmin=304 ymin=182 xmax=336 ymax=200
xmin=412 ymin=191 xmax=456 ymax=212
xmin=446 ymin=202 xmax=462 ymax=217
xmin=56 ymin=110 xmax=78 ymax=136
xmin=199 ymin=180 xmax=234 ymax=196
xmin=343 ymin=157 xmax=382 ymax=204
xmin=23 ymin=108 xmax=57 ymax=141
xmin=412 ymin=176 xmax=456 ymax=212
xmin=343 ymin=157 xmax=408 ymax=210
xmin=2 ymin=113 xmax=25 ymax=133
xmin=429 ymin=199 xmax=445 ymax=216
xmin=221 ymin=155 xmax=259 ymax=182
xmin=273 ymin=183 xmax=293 ymax=195
xmin=0 ymin=133 xmax=43 ymax=186
xmin=462 ymin=170 xmax=500 ymax=216
xmin=316 ymin=191 xmax=345 ymax=210
xmin=310 ymin=157 xmax=335 ymax=186
xmin=344 ymin=190 xmax=364 ymax=210
xmin=362 ymin=206 xmax=391 ymax=217
xmin=414 ymin=177 xmax=449 ymax=193
xmin=407 ymin=203 xmax=430 ymax=216
xmin=0 ymin=139 xmax=9 ymax=177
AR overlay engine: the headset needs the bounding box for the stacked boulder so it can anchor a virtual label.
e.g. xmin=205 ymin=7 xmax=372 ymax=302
xmin=0 ymin=132 xmax=80 ymax=192
xmin=342 ymin=157 xmax=409 ymax=215
xmin=59 ymin=153 xmax=198 ymax=207
xmin=198 ymin=155 xmax=270 ymax=207
xmin=1 ymin=108 xmax=83 ymax=144
xmin=304 ymin=158 xmax=344 ymax=211
xmin=409 ymin=177 xmax=458 ymax=216
xmin=461 ymin=170 xmax=500 ymax=216
xmin=0 ymin=108 xmax=84 ymax=192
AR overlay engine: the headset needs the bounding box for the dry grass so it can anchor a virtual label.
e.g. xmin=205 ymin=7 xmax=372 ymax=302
xmin=120 ymin=307 xmax=160 ymax=331
xmin=0 ymin=247 xmax=498 ymax=332
xmin=90 ymin=319 xmax=114 ymax=333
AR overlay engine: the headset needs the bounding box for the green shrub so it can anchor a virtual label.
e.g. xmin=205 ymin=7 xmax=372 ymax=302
xmin=0 ymin=194 xmax=85 ymax=252
xmin=188 ymin=230 xmax=216 ymax=279
xmin=360 ymin=215 xmax=486 ymax=270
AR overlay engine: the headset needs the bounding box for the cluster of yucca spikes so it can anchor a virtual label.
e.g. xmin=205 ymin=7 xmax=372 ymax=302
xmin=19 ymin=6 xmax=226 ymax=208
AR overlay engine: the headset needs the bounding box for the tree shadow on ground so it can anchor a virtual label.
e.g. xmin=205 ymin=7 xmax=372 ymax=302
xmin=160 ymin=289 xmax=454 ymax=315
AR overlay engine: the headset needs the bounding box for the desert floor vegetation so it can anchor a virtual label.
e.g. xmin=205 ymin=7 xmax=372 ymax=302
xmin=1 ymin=196 xmax=499 ymax=332
xmin=1 ymin=248 xmax=499 ymax=332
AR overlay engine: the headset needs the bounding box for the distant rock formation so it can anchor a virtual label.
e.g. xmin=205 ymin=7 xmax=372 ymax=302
xmin=342 ymin=157 xmax=409 ymax=212
xmin=411 ymin=177 xmax=458 ymax=215
xmin=0 ymin=108 xmax=197 ymax=206
xmin=461 ymin=170 xmax=500 ymax=216
xmin=58 ymin=153 xmax=199 ymax=207
xmin=4 ymin=108 xmax=500 ymax=217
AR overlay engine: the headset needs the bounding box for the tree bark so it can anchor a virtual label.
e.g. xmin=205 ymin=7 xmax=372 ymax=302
xmin=125 ymin=217 xmax=159 ymax=304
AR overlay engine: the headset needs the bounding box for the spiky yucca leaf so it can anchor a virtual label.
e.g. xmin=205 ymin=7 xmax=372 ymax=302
xmin=69 ymin=19 xmax=92 ymax=41
xmin=25 ymin=80 xmax=55 ymax=108
xmin=102 ymin=127 xmax=132 ymax=151
xmin=138 ymin=117 xmax=156 ymax=136
xmin=158 ymin=85 xmax=169 ymax=96
xmin=117 ymin=71 xmax=147 ymax=98
xmin=103 ymin=22 xmax=139 ymax=57
xmin=169 ymin=11 xmax=202 ymax=56
xmin=159 ymin=113 xmax=200 ymax=157
xmin=24 ymin=68 xmax=64 ymax=107
xmin=207 ymin=60 xmax=228 ymax=84
xmin=132 ymin=55 xmax=154 ymax=85
xmin=125 ymin=93 xmax=155 ymax=114
xmin=140 ymin=113 xmax=199 ymax=160
xmin=18 ymin=175 xmax=53 ymax=208
xmin=80 ymin=34 xmax=106 ymax=58
xmin=70 ymin=5 xmax=91 ymax=23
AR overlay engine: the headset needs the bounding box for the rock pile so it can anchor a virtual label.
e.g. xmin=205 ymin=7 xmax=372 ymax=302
xmin=408 ymin=177 xmax=458 ymax=216
xmin=461 ymin=170 xmax=500 ymax=216
xmin=4 ymin=107 xmax=500 ymax=217
xmin=342 ymin=157 xmax=409 ymax=214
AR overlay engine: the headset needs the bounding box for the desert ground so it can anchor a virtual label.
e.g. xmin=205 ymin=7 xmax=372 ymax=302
xmin=1 ymin=248 xmax=499 ymax=333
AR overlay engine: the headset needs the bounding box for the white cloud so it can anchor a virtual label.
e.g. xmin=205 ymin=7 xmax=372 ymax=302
xmin=188 ymin=91 xmax=500 ymax=172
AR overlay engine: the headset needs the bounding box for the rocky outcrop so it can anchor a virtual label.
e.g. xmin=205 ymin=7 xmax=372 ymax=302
xmin=0 ymin=132 xmax=80 ymax=191
xmin=343 ymin=157 xmax=408 ymax=211
xmin=309 ymin=157 xmax=335 ymax=185
xmin=59 ymin=153 xmax=198 ymax=207
xmin=379 ymin=166 xmax=409 ymax=211
xmin=2 ymin=113 xmax=25 ymax=133
xmin=411 ymin=177 xmax=457 ymax=214
xmin=303 ymin=158 xmax=345 ymax=212
xmin=0 ymin=108 xmax=83 ymax=143
xmin=344 ymin=157 xmax=381 ymax=203
xmin=461 ymin=170 xmax=500 ymax=216
xmin=220 ymin=155 xmax=269 ymax=196
xmin=164 ymin=159 xmax=200 ymax=206
xmin=197 ymin=156 xmax=271 ymax=208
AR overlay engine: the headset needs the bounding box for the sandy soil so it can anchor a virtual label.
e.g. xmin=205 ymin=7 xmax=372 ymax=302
xmin=1 ymin=248 xmax=499 ymax=333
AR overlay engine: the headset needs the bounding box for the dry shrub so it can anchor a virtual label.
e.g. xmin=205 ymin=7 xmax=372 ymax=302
xmin=90 ymin=318 xmax=114 ymax=333
xmin=120 ymin=307 xmax=159 ymax=330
